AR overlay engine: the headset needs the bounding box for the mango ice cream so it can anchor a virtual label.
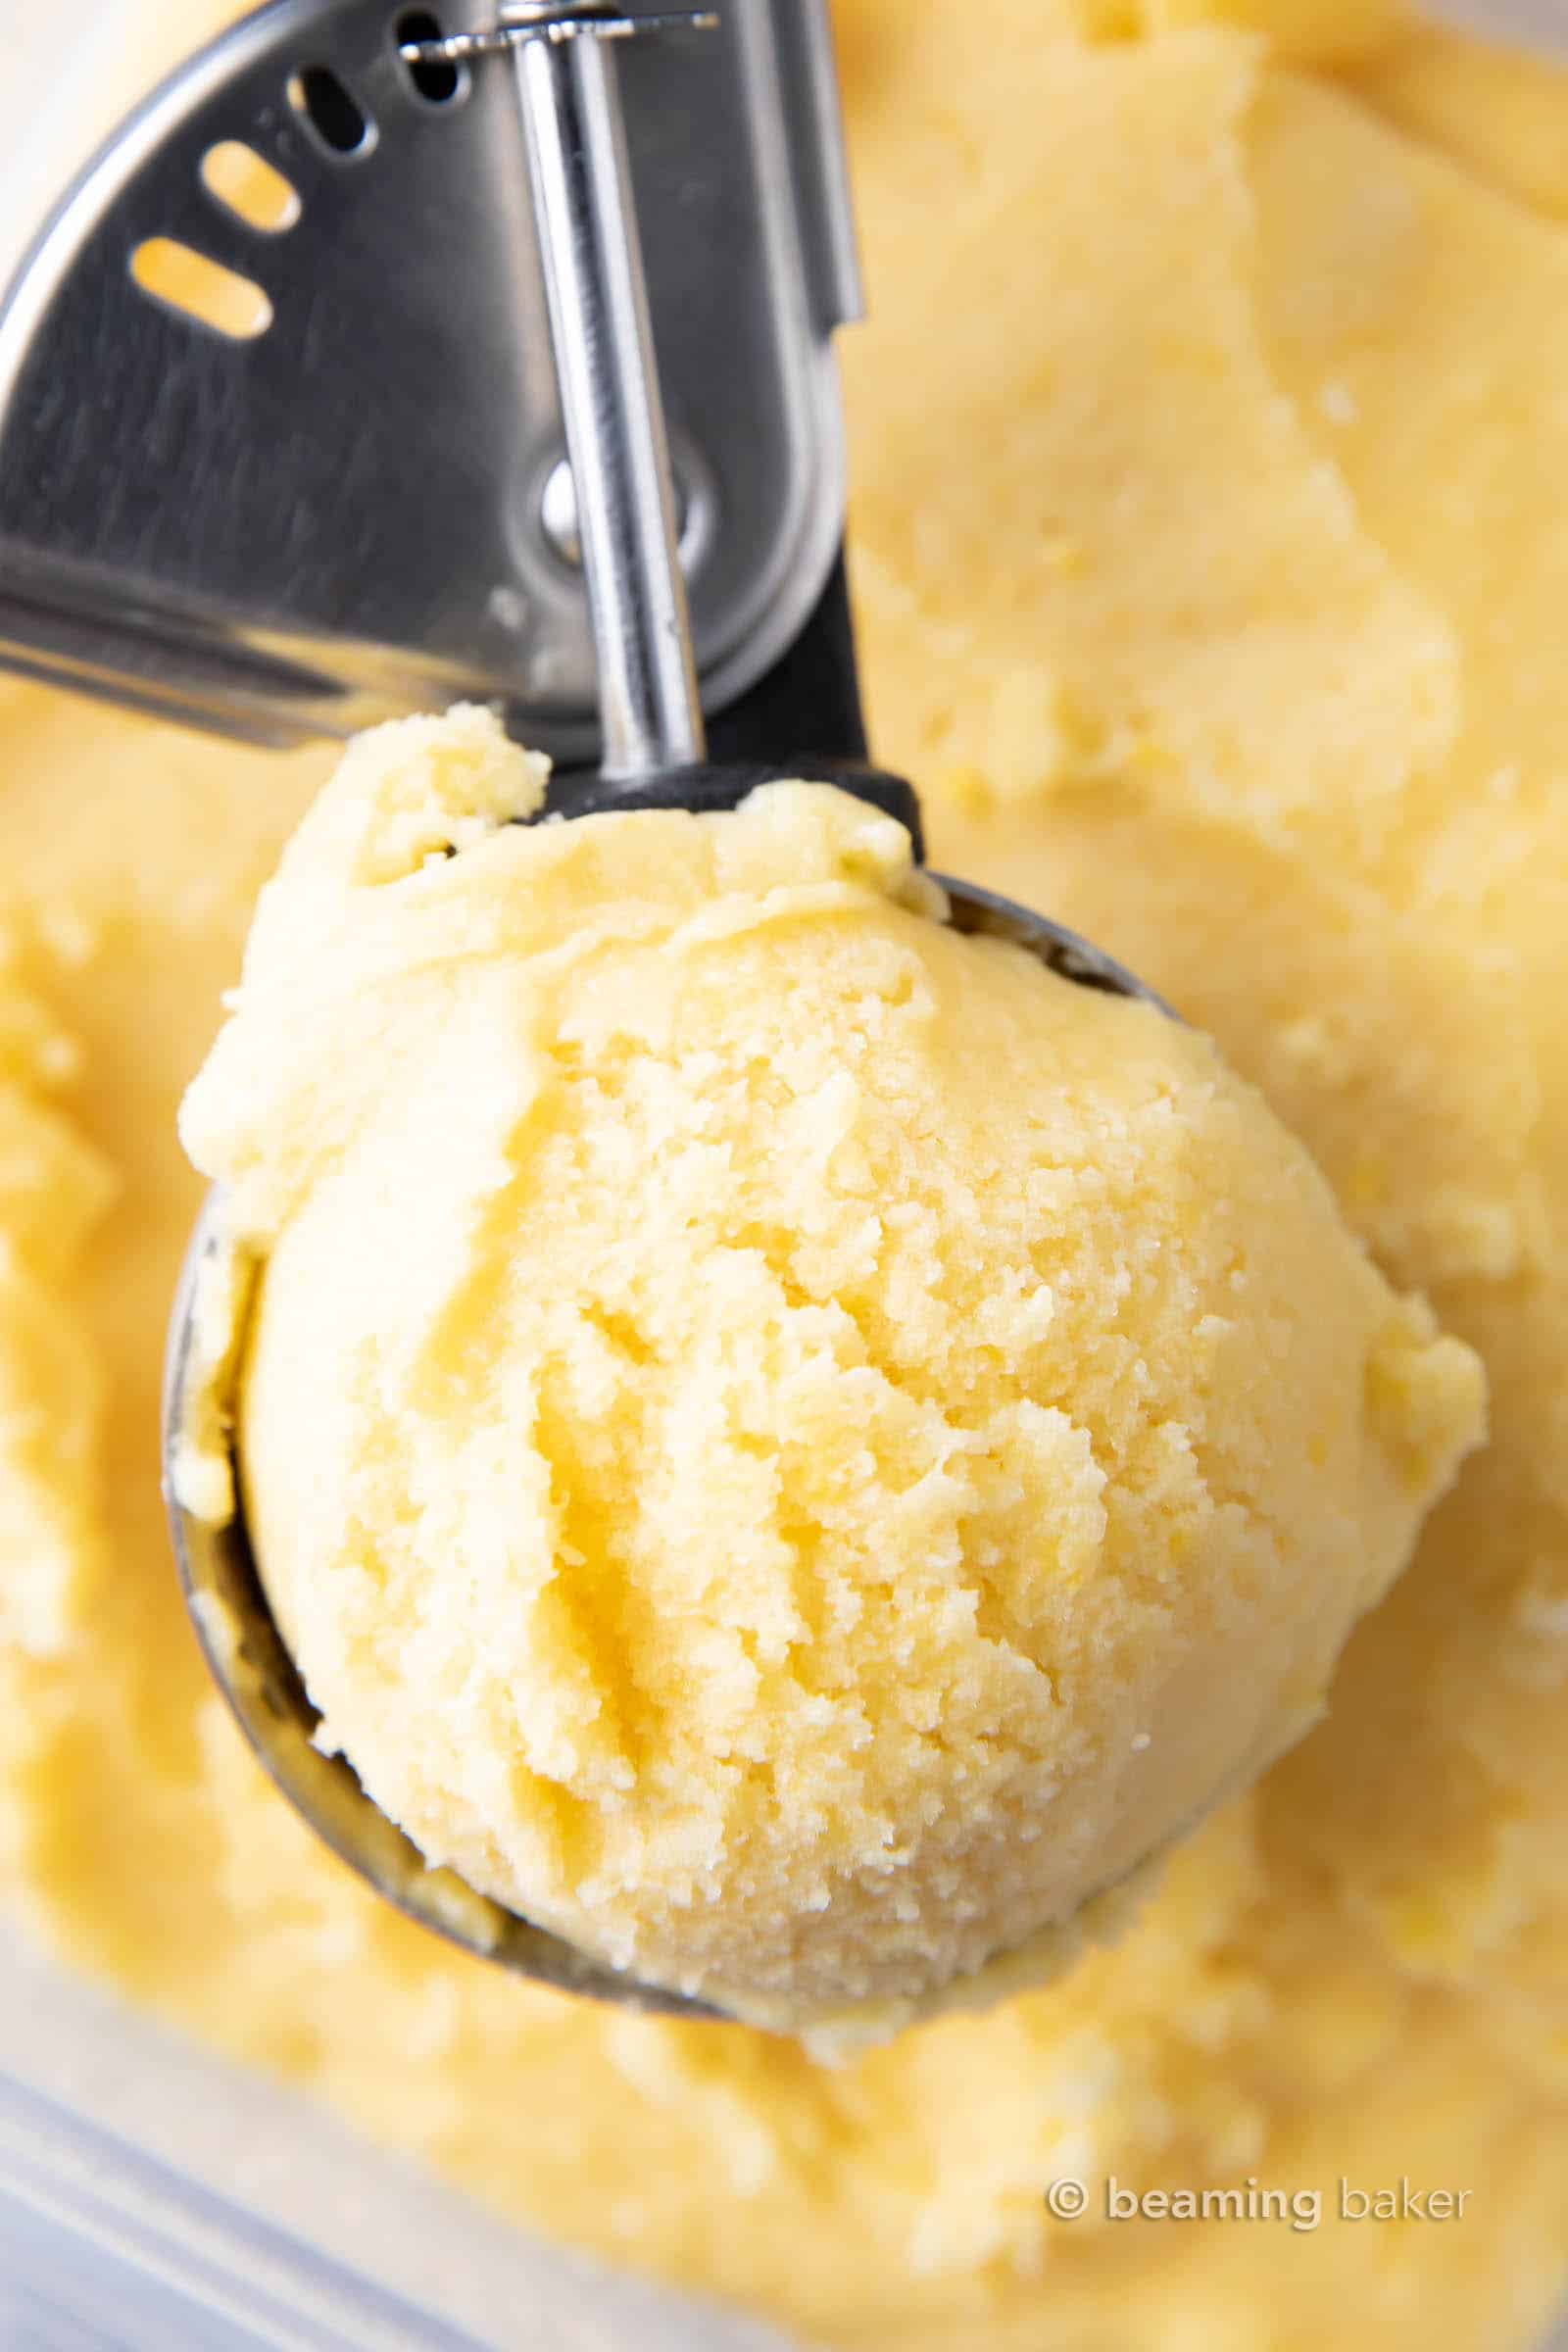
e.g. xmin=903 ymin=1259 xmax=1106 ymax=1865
xmin=174 ymin=707 xmax=1481 ymax=2034
xmin=0 ymin=1 xmax=1566 ymax=2348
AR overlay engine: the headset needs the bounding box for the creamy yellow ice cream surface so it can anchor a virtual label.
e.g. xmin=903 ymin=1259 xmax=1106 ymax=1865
xmin=0 ymin=1 xmax=1567 ymax=2347
xmin=175 ymin=708 xmax=1480 ymax=2038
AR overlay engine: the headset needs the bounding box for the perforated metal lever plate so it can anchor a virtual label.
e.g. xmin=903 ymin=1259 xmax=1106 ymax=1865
xmin=0 ymin=0 xmax=861 ymax=753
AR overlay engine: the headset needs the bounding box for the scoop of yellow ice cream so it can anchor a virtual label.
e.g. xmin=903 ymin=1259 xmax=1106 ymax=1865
xmin=178 ymin=704 xmax=1484 ymax=2036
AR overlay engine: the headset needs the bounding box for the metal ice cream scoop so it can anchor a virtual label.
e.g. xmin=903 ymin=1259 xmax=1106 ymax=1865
xmin=0 ymin=0 xmax=1165 ymax=2014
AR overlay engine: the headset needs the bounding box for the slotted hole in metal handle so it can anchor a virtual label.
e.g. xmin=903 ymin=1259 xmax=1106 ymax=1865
xmin=287 ymin=66 xmax=376 ymax=155
xmin=129 ymin=239 xmax=274 ymax=339
xmin=200 ymin=143 xmax=303 ymax=232
xmin=395 ymin=10 xmax=466 ymax=103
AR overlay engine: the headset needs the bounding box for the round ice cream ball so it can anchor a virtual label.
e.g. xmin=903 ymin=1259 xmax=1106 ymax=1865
xmin=179 ymin=706 xmax=1485 ymax=2039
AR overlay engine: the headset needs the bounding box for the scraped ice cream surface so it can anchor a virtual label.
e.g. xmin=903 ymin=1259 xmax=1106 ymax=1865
xmin=176 ymin=706 xmax=1483 ymax=2037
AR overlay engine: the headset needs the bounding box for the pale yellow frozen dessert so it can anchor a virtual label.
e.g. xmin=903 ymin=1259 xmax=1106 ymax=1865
xmin=1 ymin=2 xmax=1568 ymax=2349
xmin=175 ymin=706 xmax=1481 ymax=2035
